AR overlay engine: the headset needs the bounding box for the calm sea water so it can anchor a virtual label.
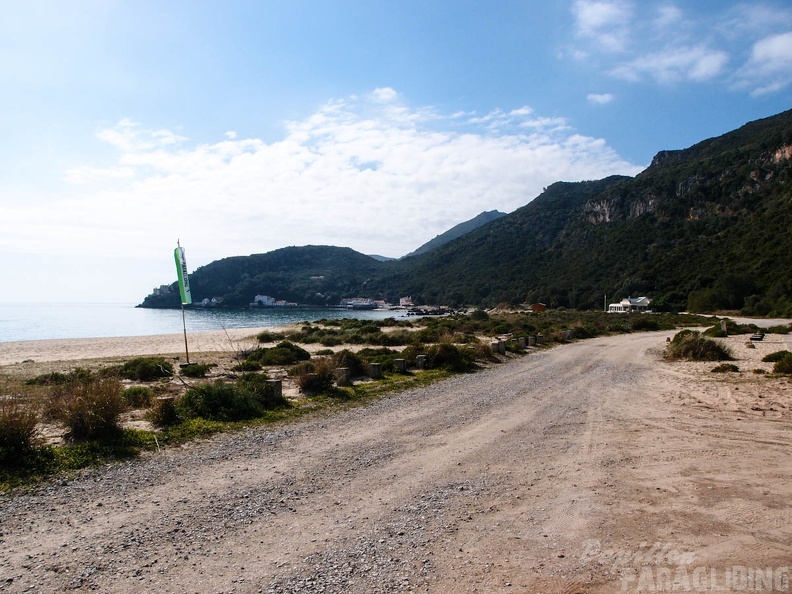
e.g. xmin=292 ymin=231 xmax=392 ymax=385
xmin=0 ymin=303 xmax=409 ymax=343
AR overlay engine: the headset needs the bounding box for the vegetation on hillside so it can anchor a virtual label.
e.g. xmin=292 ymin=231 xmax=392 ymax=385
xmin=139 ymin=109 xmax=792 ymax=315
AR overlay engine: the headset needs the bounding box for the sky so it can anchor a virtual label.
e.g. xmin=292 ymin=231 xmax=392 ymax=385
xmin=1 ymin=1 xmax=791 ymax=303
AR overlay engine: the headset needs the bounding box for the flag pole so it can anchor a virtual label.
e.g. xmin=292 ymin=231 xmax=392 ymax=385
xmin=174 ymin=240 xmax=193 ymax=365
xmin=181 ymin=302 xmax=190 ymax=365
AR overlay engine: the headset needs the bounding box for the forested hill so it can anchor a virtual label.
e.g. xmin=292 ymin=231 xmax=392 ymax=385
xmin=402 ymin=210 xmax=506 ymax=258
xmin=140 ymin=108 xmax=792 ymax=314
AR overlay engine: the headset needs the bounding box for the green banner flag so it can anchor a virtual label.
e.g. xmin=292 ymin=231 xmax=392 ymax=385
xmin=174 ymin=245 xmax=192 ymax=305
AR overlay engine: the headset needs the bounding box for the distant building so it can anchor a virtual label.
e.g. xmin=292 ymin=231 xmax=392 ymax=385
xmin=252 ymin=295 xmax=276 ymax=307
xmin=399 ymin=296 xmax=413 ymax=307
xmin=341 ymin=297 xmax=378 ymax=310
xmin=608 ymin=296 xmax=652 ymax=313
xmin=528 ymin=303 xmax=547 ymax=313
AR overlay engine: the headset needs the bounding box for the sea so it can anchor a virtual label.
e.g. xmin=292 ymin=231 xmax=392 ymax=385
xmin=0 ymin=303 xmax=410 ymax=343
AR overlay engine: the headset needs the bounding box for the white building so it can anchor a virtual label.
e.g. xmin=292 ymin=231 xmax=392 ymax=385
xmin=608 ymin=296 xmax=652 ymax=313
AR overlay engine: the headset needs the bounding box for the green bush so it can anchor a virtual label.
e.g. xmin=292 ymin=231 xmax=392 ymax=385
xmin=0 ymin=400 xmax=39 ymax=464
xmin=631 ymin=317 xmax=661 ymax=332
xmin=664 ymin=331 xmax=734 ymax=361
xmin=293 ymin=359 xmax=335 ymax=395
xmin=119 ymin=357 xmax=174 ymax=381
xmin=147 ymin=396 xmax=180 ymax=427
xmin=761 ymin=350 xmax=792 ymax=363
xmin=53 ymin=378 xmax=126 ymax=441
xmin=772 ymin=354 xmax=792 ymax=374
xmin=236 ymin=372 xmax=288 ymax=409
xmin=426 ymin=343 xmax=476 ymax=372
xmin=232 ymin=359 xmax=262 ymax=372
xmin=246 ymin=341 xmax=311 ymax=366
xmin=711 ymin=363 xmax=739 ymax=373
xmin=469 ymin=309 xmax=489 ymax=321
xmin=123 ymin=386 xmax=153 ymax=408
xmin=256 ymin=330 xmax=287 ymax=343
xmin=25 ymin=368 xmax=95 ymax=386
xmin=331 ymin=349 xmax=367 ymax=377
xmin=176 ymin=381 xmax=263 ymax=422
xmin=703 ymin=325 xmax=727 ymax=338
xmin=180 ymin=363 xmax=212 ymax=378
xmin=766 ymin=325 xmax=792 ymax=335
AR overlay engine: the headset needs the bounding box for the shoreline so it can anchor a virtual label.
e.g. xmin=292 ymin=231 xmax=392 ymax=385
xmin=0 ymin=326 xmax=291 ymax=367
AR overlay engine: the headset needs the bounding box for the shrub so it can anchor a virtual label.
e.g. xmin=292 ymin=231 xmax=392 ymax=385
xmin=256 ymin=330 xmax=287 ymax=343
xmin=119 ymin=357 xmax=174 ymax=381
xmin=761 ymin=350 xmax=792 ymax=363
xmin=331 ymin=350 xmax=367 ymax=377
xmin=231 ymin=360 xmax=262 ymax=372
xmin=772 ymin=354 xmax=792 ymax=374
xmin=703 ymin=326 xmax=727 ymax=338
xmin=247 ymin=341 xmax=311 ymax=366
xmin=766 ymin=325 xmax=792 ymax=335
xmin=123 ymin=386 xmax=153 ymax=408
xmin=25 ymin=368 xmax=95 ymax=386
xmin=664 ymin=331 xmax=733 ymax=361
xmin=147 ymin=396 xmax=180 ymax=427
xmin=237 ymin=372 xmax=288 ymax=409
xmin=293 ymin=359 xmax=335 ymax=395
xmin=426 ymin=343 xmax=476 ymax=372
xmin=53 ymin=378 xmax=126 ymax=441
xmin=180 ymin=363 xmax=212 ymax=378
xmin=711 ymin=363 xmax=739 ymax=373
xmin=176 ymin=381 xmax=263 ymax=422
xmin=357 ymin=347 xmax=401 ymax=373
xmin=469 ymin=309 xmax=489 ymax=321
xmin=631 ymin=317 xmax=661 ymax=332
xmin=0 ymin=400 xmax=39 ymax=463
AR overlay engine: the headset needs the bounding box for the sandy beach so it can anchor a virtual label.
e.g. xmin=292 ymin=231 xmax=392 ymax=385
xmin=0 ymin=326 xmax=286 ymax=369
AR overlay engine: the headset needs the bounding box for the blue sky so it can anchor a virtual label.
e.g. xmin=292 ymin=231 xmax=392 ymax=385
xmin=1 ymin=0 xmax=791 ymax=303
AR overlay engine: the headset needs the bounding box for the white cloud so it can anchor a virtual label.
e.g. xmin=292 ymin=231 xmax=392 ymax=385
xmin=611 ymin=45 xmax=728 ymax=83
xmin=654 ymin=5 xmax=682 ymax=29
xmin=738 ymin=31 xmax=792 ymax=95
xmin=587 ymin=92 xmax=615 ymax=104
xmin=572 ymin=0 xmax=634 ymax=52
xmin=0 ymin=91 xmax=643 ymax=273
xmin=566 ymin=2 xmax=792 ymax=97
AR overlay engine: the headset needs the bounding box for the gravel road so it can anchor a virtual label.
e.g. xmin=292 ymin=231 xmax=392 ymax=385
xmin=2 ymin=332 xmax=791 ymax=593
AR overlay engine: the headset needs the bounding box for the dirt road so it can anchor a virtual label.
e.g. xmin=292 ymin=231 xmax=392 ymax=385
xmin=2 ymin=332 xmax=791 ymax=593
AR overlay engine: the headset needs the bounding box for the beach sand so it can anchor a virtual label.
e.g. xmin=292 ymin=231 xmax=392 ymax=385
xmin=0 ymin=327 xmax=283 ymax=369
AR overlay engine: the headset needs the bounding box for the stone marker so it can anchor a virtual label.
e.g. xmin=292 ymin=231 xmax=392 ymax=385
xmin=518 ymin=337 xmax=526 ymax=348
xmin=416 ymin=355 xmax=427 ymax=369
xmin=368 ymin=362 xmax=382 ymax=379
xmin=265 ymin=379 xmax=282 ymax=398
xmin=335 ymin=367 xmax=351 ymax=387
xmin=537 ymin=333 xmax=544 ymax=345
xmin=528 ymin=336 xmax=536 ymax=347
xmin=394 ymin=358 xmax=406 ymax=372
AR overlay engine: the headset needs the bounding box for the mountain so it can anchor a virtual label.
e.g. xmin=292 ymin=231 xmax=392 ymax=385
xmin=139 ymin=246 xmax=386 ymax=308
xmin=139 ymin=109 xmax=792 ymax=315
xmin=402 ymin=210 xmax=507 ymax=258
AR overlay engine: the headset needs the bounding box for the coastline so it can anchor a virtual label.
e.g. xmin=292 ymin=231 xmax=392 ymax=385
xmin=0 ymin=326 xmax=288 ymax=367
